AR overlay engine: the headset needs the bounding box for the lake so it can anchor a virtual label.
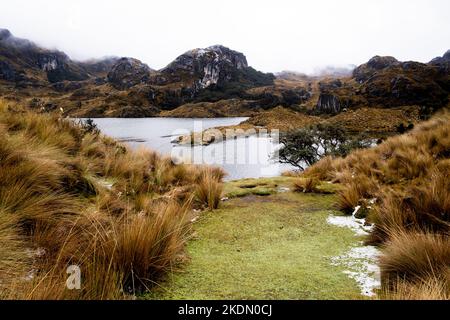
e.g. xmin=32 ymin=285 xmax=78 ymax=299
xmin=90 ymin=118 xmax=294 ymax=180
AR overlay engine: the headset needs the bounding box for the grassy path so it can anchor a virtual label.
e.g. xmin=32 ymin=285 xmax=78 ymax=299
xmin=146 ymin=181 xmax=364 ymax=300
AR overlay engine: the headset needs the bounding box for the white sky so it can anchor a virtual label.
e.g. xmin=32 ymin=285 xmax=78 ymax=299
xmin=1 ymin=0 xmax=449 ymax=73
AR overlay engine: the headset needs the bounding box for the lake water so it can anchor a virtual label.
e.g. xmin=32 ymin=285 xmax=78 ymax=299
xmin=90 ymin=118 xmax=294 ymax=181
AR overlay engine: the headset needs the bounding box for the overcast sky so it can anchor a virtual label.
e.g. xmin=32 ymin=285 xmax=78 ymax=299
xmin=1 ymin=0 xmax=449 ymax=73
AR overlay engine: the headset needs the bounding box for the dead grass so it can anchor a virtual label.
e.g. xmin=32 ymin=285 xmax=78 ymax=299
xmin=293 ymin=178 xmax=319 ymax=193
xmin=380 ymin=275 xmax=449 ymax=300
xmin=195 ymin=167 xmax=225 ymax=210
xmin=0 ymin=100 xmax=222 ymax=299
xmin=305 ymin=109 xmax=450 ymax=299
xmin=380 ymin=231 xmax=450 ymax=285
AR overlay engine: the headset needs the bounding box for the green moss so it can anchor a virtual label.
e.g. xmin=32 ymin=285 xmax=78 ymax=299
xmin=224 ymin=177 xmax=295 ymax=198
xmin=145 ymin=191 xmax=363 ymax=300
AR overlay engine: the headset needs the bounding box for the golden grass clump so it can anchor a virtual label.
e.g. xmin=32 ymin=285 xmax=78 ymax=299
xmin=305 ymin=110 xmax=450 ymax=299
xmin=293 ymin=177 xmax=319 ymax=193
xmin=195 ymin=167 xmax=225 ymax=210
xmin=0 ymin=100 xmax=218 ymax=299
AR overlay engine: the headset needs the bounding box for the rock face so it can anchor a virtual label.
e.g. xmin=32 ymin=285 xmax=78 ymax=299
xmin=160 ymin=45 xmax=248 ymax=88
xmin=0 ymin=60 xmax=18 ymax=81
xmin=107 ymin=58 xmax=153 ymax=90
xmin=158 ymin=45 xmax=274 ymax=92
xmin=316 ymin=93 xmax=342 ymax=114
xmin=353 ymin=56 xmax=400 ymax=82
xmin=36 ymin=52 xmax=89 ymax=83
xmin=0 ymin=28 xmax=89 ymax=84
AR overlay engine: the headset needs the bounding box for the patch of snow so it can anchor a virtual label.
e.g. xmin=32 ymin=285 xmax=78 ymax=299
xmin=327 ymin=209 xmax=381 ymax=297
xmin=331 ymin=245 xmax=381 ymax=297
xmin=327 ymin=214 xmax=373 ymax=236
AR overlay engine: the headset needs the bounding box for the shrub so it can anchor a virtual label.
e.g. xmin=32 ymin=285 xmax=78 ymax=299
xmin=279 ymin=123 xmax=371 ymax=170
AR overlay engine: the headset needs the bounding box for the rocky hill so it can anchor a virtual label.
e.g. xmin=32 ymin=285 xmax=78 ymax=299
xmin=314 ymin=54 xmax=450 ymax=115
xmin=0 ymin=27 xmax=449 ymax=127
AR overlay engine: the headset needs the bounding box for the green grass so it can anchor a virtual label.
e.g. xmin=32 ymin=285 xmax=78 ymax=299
xmin=145 ymin=190 xmax=363 ymax=300
xmin=224 ymin=176 xmax=341 ymax=198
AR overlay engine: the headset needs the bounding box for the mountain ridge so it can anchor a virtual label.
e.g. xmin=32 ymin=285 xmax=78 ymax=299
xmin=0 ymin=27 xmax=449 ymax=128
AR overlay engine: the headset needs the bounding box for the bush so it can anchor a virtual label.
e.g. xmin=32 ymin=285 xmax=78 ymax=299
xmin=279 ymin=123 xmax=371 ymax=170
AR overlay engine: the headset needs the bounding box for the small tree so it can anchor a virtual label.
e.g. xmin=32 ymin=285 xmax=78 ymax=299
xmin=278 ymin=123 xmax=371 ymax=170
xmin=79 ymin=118 xmax=100 ymax=136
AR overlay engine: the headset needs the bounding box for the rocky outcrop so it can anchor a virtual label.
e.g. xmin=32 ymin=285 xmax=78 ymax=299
xmin=430 ymin=50 xmax=450 ymax=72
xmin=349 ymin=54 xmax=449 ymax=108
xmin=359 ymin=61 xmax=447 ymax=107
xmin=353 ymin=56 xmax=400 ymax=83
xmin=157 ymin=45 xmax=274 ymax=92
xmin=0 ymin=28 xmax=89 ymax=84
xmin=316 ymin=93 xmax=342 ymax=114
xmin=0 ymin=29 xmax=12 ymax=41
xmin=0 ymin=60 xmax=18 ymax=81
xmin=37 ymin=52 xmax=89 ymax=83
xmin=107 ymin=58 xmax=153 ymax=90
xmin=160 ymin=45 xmax=248 ymax=88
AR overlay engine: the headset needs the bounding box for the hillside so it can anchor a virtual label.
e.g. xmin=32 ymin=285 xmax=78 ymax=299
xmin=1 ymin=28 xmax=449 ymax=136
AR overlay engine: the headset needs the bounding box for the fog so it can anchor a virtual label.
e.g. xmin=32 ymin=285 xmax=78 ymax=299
xmin=1 ymin=0 xmax=449 ymax=73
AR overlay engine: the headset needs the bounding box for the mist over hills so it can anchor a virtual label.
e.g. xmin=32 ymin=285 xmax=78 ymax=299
xmin=0 ymin=27 xmax=449 ymax=122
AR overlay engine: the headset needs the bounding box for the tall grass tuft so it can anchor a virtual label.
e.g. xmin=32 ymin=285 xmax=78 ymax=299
xmin=305 ymin=110 xmax=450 ymax=299
xmin=0 ymin=100 xmax=216 ymax=299
xmin=195 ymin=167 xmax=225 ymax=210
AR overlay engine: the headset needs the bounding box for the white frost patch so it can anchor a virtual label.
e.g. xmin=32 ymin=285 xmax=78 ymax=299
xmin=327 ymin=211 xmax=381 ymax=297
xmin=326 ymin=214 xmax=373 ymax=236
xmin=331 ymin=245 xmax=381 ymax=297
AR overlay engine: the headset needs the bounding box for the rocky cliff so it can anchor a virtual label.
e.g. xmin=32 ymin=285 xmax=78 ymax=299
xmin=155 ymin=45 xmax=274 ymax=92
xmin=107 ymin=57 xmax=153 ymax=90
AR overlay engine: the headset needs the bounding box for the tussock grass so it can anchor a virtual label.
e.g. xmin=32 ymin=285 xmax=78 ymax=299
xmin=195 ymin=167 xmax=225 ymax=210
xmin=0 ymin=100 xmax=223 ymax=299
xmin=380 ymin=275 xmax=449 ymax=300
xmin=380 ymin=231 xmax=450 ymax=284
xmin=305 ymin=110 xmax=450 ymax=299
xmin=293 ymin=178 xmax=319 ymax=193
